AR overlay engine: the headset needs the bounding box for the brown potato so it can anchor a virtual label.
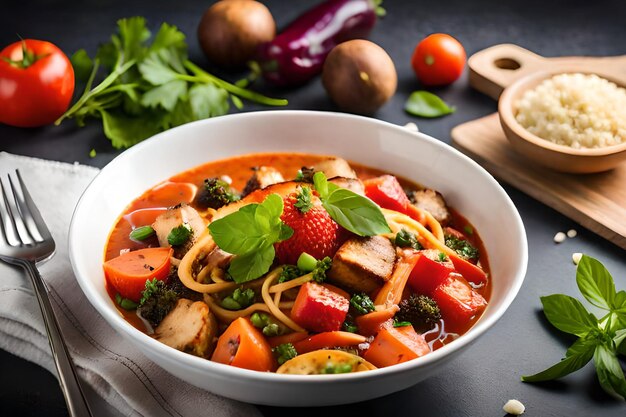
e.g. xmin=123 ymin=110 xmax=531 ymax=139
xmin=197 ymin=0 xmax=276 ymax=68
xmin=322 ymin=40 xmax=397 ymax=115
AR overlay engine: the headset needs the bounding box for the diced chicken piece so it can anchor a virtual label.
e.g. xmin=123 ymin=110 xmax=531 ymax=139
xmin=313 ymin=157 xmax=357 ymax=179
xmin=328 ymin=236 xmax=396 ymax=293
xmin=242 ymin=166 xmax=285 ymax=197
xmin=153 ymin=299 xmax=217 ymax=357
xmin=409 ymin=189 xmax=451 ymax=226
xmin=152 ymin=204 xmax=207 ymax=258
xmin=329 ymin=177 xmax=365 ymax=195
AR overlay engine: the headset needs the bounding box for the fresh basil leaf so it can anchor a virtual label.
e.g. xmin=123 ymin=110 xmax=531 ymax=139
xmin=70 ymin=49 xmax=94 ymax=83
xmin=540 ymin=294 xmax=598 ymax=337
xmin=404 ymin=91 xmax=455 ymax=118
xmin=278 ymin=223 xmax=294 ymax=241
xmin=614 ymin=329 xmax=626 ymax=351
xmin=594 ymin=343 xmax=626 ymax=400
xmin=323 ymin=188 xmax=391 ymax=236
xmin=141 ymin=79 xmax=187 ymax=111
xmin=313 ymin=172 xmax=329 ymax=199
xmin=522 ymin=336 xmax=597 ymax=382
xmin=228 ymin=245 xmax=275 ymax=284
xmin=189 ymin=83 xmax=229 ymax=119
xmin=209 ymin=204 xmax=269 ymax=255
xmin=576 ymin=255 xmax=616 ymax=310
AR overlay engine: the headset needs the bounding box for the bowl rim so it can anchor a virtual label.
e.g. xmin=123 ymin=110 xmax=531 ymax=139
xmin=499 ymin=70 xmax=626 ymax=157
xmin=69 ymin=110 xmax=528 ymax=383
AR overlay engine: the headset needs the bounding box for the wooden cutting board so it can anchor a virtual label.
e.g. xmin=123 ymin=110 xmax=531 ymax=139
xmin=451 ymin=113 xmax=626 ymax=250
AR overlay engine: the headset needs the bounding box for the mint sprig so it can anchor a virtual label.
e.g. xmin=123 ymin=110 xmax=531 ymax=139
xmin=312 ymin=172 xmax=390 ymax=236
xmin=522 ymin=255 xmax=626 ymax=400
xmin=208 ymin=194 xmax=293 ymax=283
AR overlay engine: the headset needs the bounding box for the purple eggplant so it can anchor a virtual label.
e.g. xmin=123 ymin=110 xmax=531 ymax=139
xmin=255 ymin=0 xmax=380 ymax=87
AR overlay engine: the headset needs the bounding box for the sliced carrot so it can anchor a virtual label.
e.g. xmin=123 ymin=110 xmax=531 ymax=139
xmin=148 ymin=181 xmax=197 ymax=206
xmin=267 ymin=332 xmax=310 ymax=348
xmin=103 ymin=247 xmax=172 ymax=302
xmin=355 ymin=305 xmax=399 ymax=337
xmin=363 ymin=324 xmax=430 ymax=368
xmin=124 ymin=207 xmax=168 ymax=229
xmin=211 ymin=317 xmax=275 ymax=372
xmin=374 ymin=251 xmax=421 ymax=306
xmin=293 ymin=331 xmax=367 ymax=354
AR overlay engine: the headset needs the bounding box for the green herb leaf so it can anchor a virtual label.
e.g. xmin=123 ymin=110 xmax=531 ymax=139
xmin=100 ymin=110 xmax=160 ymax=149
xmin=141 ymin=79 xmax=187 ymax=111
xmin=594 ymin=343 xmax=626 ymax=400
xmin=130 ymin=225 xmax=155 ymax=241
xmin=323 ymin=188 xmax=391 ymax=237
xmin=189 ymin=83 xmax=230 ymax=119
xmin=395 ymin=229 xmax=423 ymax=250
xmin=350 ymin=293 xmax=376 ymax=315
xmin=71 ymin=49 xmax=94 ymax=82
xmin=167 ymin=223 xmax=192 ymax=246
xmin=294 ymin=187 xmax=313 ymax=213
xmin=404 ymin=91 xmax=455 ymax=118
xmin=522 ymin=335 xmax=598 ymax=382
xmin=614 ymin=329 xmax=626 ymax=350
xmin=228 ymin=245 xmax=276 ymax=284
xmin=576 ymin=255 xmax=616 ymax=311
xmin=541 ymin=294 xmax=598 ymax=337
xmin=313 ymin=171 xmax=330 ymax=199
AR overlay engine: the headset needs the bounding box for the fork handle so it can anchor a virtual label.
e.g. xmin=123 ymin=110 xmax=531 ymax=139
xmin=24 ymin=261 xmax=94 ymax=417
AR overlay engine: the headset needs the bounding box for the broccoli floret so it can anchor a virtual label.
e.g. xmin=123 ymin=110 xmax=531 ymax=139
xmin=312 ymin=256 xmax=332 ymax=283
xmin=273 ymin=343 xmax=298 ymax=365
xmin=396 ymin=294 xmax=441 ymax=331
xmin=196 ymin=177 xmax=240 ymax=209
xmin=295 ymin=166 xmax=315 ymax=183
xmin=350 ymin=293 xmax=375 ymax=315
xmin=445 ymin=234 xmax=479 ymax=263
xmin=278 ymin=265 xmax=303 ymax=283
xmin=137 ymin=279 xmax=179 ymax=328
xmin=395 ymin=229 xmax=423 ymax=250
xmin=221 ymin=287 xmax=255 ymax=310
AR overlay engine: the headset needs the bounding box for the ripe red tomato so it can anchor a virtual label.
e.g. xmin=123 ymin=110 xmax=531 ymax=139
xmin=411 ymin=34 xmax=466 ymax=86
xmin=0 ymin=40 xmax=74 ymax=127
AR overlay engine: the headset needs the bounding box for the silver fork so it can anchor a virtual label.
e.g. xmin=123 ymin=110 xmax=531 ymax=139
xmin=0 ymin=170 xmax=93 ymax=417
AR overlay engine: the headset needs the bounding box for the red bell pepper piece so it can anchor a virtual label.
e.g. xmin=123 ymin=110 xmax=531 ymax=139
xmin=363 ymin=175 xmax=411 ymax=213
xmin=407 ymin=250 xmax=455 ymax=296
xmin=431 ymin=275 xmax=487 ymax=330
xmin=363 ymin=324 xmax=430 ymax=368
xmin=449 ymin=253 xmax=488 ymax=286
xmin=291 ymin=282 xmax=349 ymax=333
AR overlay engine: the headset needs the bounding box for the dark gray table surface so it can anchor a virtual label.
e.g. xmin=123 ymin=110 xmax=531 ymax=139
xmin=1 ymin=0 xmax=625 ymax=416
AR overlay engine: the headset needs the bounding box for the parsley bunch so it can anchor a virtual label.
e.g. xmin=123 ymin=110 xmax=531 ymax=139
xmin=523 ymin=255 xmax=626 ymax=400
xmin=56 ymin=17 xmax=287 ymax=149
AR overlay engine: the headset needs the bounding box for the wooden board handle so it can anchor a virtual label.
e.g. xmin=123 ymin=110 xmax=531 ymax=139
xmin=468 ymin=44 xmax=545 ymax=100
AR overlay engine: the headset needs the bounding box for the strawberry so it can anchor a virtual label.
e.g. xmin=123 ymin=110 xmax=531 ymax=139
xmin=275 ymin=188 xmax=342 ymax=265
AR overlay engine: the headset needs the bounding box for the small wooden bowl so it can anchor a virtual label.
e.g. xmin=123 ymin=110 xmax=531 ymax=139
xmin=469 ymin=44 xmax=626 ymax=174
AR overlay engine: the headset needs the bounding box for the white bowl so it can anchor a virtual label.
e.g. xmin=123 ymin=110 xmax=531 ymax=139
xmin=69 ymin=110 xmax=527 ymax=406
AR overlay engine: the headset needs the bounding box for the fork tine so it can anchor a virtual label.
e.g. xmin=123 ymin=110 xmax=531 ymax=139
xmin=4 ymin=174 xmax=34 ymax=245
xmin=11 ymin=170 xmax=45 ymax=243
xmin=0 ymin=177 xmax=22 ymax=246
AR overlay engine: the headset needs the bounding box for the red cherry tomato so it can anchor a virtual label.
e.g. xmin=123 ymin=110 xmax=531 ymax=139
xmin=411 ymin=34 xmax=466 ymax=86
xmin=0 ymin=39 xmax=74 ymax=127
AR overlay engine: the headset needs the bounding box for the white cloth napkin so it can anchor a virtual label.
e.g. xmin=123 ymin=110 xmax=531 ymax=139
xmin=0 ymin=152 xmax=261 ymax=417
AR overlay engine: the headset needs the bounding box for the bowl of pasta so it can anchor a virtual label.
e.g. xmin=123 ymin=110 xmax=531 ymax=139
xmin=69 ymin=110 xmax=527 ymax=406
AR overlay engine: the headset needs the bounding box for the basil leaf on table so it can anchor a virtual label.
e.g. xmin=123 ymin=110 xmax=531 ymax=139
xmin=521 ymin=335 xmax=598 ymax=382
xmin=404 ymin=91 xmax=455 ymax=118
xmin=540 ymin=294 xmax=599 ymax=337
xmin=594 ymin=343 xmax=626 ymax=400
xmin=576 ymin=254 xmax=616 ymax=310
